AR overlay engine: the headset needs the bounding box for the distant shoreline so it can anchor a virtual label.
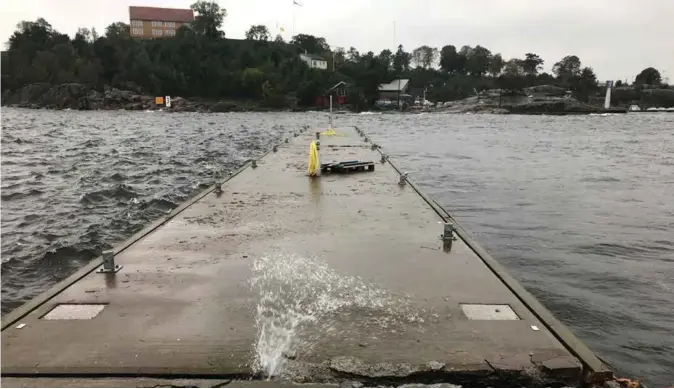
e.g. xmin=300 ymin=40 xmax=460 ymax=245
xmin=3 ymin=82 xmax=671 ymax=115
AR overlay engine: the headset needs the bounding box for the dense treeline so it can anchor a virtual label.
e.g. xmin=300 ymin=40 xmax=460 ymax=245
xmin=1 ymin=1 xmax=670 ymax=109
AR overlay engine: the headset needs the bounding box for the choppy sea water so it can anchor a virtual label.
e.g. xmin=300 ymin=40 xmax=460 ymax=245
xmin=1 ymin=108 xmax=673 ymax=386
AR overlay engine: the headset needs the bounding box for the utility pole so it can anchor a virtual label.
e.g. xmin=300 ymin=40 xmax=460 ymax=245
xmin=394 ymin=21 xmax=402 ymax=111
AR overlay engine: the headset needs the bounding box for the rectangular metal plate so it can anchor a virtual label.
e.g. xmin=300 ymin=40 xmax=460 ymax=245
xmin=42 ymin=304 xmax=106 ymax=320
xmin=460 ymin=304 xmax=519 ymax=320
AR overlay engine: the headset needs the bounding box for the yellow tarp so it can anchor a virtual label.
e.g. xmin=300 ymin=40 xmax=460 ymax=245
xmin=308 ymin=141 xmax=319 ymax=176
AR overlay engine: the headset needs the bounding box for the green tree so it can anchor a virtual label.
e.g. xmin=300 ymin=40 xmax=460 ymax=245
xmin=105 ymin=22 xmax=130 ymax=40
xmin=523 ymin=53 xmax=544 ymax=76
xmin=489 ymin=53 xmax=504 ymax=76
xmin=245 ymin=25 xmax=270 ymax=41
xmin=552 ymin=55 xmax=581 ymax=80
xmin=503 ymin=58 xmax=525 ymax=77
xmin=346 ymin=47 xmax=360 ymax=62
xmin=392 ymin=45 xmax=410 ymax=73
xmin=457 ymin=45 xmax=472 ymax=75
xmin=410 ymin=46 xmax=438 ymax=69
xmin=190 ymin=1 xmax=226 ymax=38
xmin=465 ymin=45 xmax=491 ymax=76
xmin=635 ymin=67 xmax=661 ymax=85
xmin=377 ymin=49 xmax=393 ymax=71
xmin=570 ymin=66 xmax=598 ymax=102
xmin=421 ymin=46 xmax=438 ymax=69
xmin=290 ymin=34 xmax=329 ymax=54
xmin=333 ymin=47 xmax=346 ymax=70
xmin=439 ymin=45 xmax=460 ymax=74
xmin=411 ymin=46 xmax=424 ymax=68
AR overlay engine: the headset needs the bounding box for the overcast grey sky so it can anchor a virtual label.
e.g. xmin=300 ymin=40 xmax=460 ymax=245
xmin=1 ymin=0 xmax=672 ymax=81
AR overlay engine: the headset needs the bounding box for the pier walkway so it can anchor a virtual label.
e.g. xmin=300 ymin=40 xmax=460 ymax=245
xmin=1 ymin=126 xmax=610 ymax=387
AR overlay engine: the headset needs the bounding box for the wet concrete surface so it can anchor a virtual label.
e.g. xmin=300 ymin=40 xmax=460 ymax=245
xmin=2 ymin=127 xmax=585 ymax=386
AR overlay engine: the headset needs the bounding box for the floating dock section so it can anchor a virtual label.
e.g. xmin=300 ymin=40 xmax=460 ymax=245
xmin=1 ymin=126 xmax=612 ymax=387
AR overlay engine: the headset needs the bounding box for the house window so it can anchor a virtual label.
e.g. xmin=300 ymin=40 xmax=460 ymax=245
xmin=312 ymin=61 xmax=316 ymax=66
xmin=165 ymin=29 xmax=176 ymax=36
xmin=164 ymin=21 xmax=176 ymax=28
xmin=151 ymin=21 xmax=162 ymax=27
xmin=131 ymin=27 xmax=144 ymax=35
xmin=131 ymin=20 xmax=143 ymax=27
xmin=152 ymin=29 xmax=163 ymax=37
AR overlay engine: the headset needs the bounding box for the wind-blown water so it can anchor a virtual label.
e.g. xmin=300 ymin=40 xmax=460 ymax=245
xmin=1 ymin=108 xmax=673 ymax=386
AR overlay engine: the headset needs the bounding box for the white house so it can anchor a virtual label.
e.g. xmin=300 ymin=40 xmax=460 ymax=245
xmin=300 ymin=53 xmax=328 ymax=70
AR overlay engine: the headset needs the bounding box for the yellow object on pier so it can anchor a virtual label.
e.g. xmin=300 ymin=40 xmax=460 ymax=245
xmin=308 ymin=141 xmax=319 ymax=176
xmin=321 ymin=127 xmax=345 ymax=136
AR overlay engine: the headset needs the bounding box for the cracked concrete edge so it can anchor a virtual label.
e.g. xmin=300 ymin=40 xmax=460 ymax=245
xmin=0 ymin=356 xmax=585 ymax=388
xmin=274 ymin=356 xmax=579 ymax=387
xmin=353 ymin=125 xmax=613 ymax=384
xmin=0 ymin=378 xmax=338 ymax=388
xmin=0 ymin=133 xmax=297 ymax=331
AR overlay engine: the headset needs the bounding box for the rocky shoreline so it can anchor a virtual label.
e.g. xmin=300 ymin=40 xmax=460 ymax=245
xmin=0 ymin=83 xmax=303 ymax=113
xmin=0 ymin=82 xmax=644 ymax=115
xmin=431 ymin=85 xmax=626 ymax=115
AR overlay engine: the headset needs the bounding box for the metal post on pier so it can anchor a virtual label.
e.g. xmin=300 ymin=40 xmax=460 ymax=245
xmin=329 ymin=95 xmax=333 ymax=129
xmin=97 ymin=250 xmax=122 ymax=273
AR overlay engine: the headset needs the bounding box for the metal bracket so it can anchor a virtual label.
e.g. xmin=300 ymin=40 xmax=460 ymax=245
xmin=441 ymin=222 xmax=458 ymax=252
xmin=364 ymin=137 xmax=369 ymax=143
xmin=371 ymin=143 xmax=379 ymax=150
xmin=398 ymin=172 xmax=408 ymax=186
xmin=97 ymin=250 xmax=122 ymax=273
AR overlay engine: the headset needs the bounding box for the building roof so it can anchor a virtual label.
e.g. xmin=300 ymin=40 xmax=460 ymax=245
xmin=325 ymin=81 xmax=350 ymax=94
xmin=129 ymin=6 xmax=195 ymax=22
xmin=379 ymin=79 xmax=410 ymax=92
xmin=301 ymin=53 xmax=327 ymax=61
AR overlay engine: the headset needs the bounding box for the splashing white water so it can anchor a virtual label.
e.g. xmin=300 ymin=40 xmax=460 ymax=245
xmin=250 ymin=253 xmax=415 ymax=378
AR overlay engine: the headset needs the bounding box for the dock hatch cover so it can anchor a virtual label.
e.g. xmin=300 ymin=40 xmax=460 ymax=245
xmin=461 ymin=304 xmax=519 ymax=320
xmin=42 ymin=304 xmax=107 ymax=320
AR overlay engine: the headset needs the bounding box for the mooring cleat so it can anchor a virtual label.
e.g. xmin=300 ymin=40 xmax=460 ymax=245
xmin=399 ymin=172 xmax=408 ymax=186
xmin=441 ymin=222 xmax=458 ymax=252
xmin=97 ymin=250 xmax=123 ymax=273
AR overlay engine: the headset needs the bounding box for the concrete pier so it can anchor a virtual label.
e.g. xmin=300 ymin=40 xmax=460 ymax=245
xmin=1 ymin=126 xmax=611 ymax=387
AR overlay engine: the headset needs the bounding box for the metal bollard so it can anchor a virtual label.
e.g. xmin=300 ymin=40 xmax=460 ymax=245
xmin=442 ymin=222 xmax=458 ymax=252
xmin=285 ymin=138 xmax=289 ymax=143
xmin=97 ymin=250 xmax=122 ymax=273
xmin=380 ymin=154 xmax=387 ymax=163
xmin=251 ymin=160 xmax=257 ymax=168
xmin=371 ymin=143 xmax=379 ymax=150
xmin=315 ymin=132 xmax=321 ymax=140
xmin=214 ymin=181 xmax=223 ymax=194
xmin=316 ymin=140 xmax=320 ymax=151
xmin=273 ymin=145 xmax=278 ymax=153
xmin=398 ymin=172 xmax=408 ymax=186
